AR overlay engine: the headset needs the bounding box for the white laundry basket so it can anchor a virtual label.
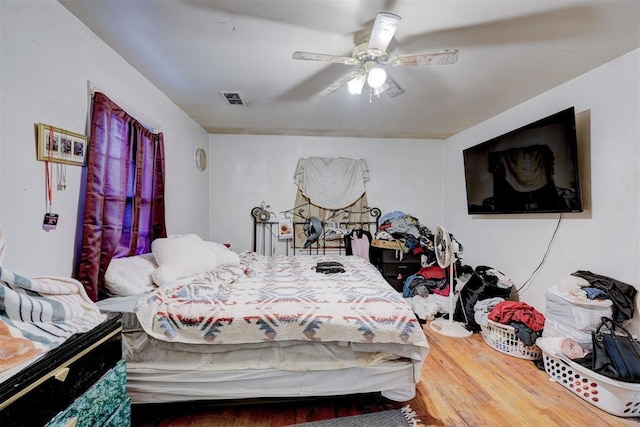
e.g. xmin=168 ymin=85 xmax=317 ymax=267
xmin=480 ymin=319 xmax=541 ymax=360
xmin=537 ymin=337 xmax=640 ymax=417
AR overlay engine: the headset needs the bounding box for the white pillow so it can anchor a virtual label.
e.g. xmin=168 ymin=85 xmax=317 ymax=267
xmin=151 ymin=234 xmax=219 ymax=286
xmin=205 ymin=241 xmax=230 ymax=253
xmin=104 ymin=253 xmax=158 ymax=297
xmin=211 ymin=248 xmax=240 ymax=267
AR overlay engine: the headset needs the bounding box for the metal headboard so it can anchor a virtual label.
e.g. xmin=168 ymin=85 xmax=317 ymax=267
xmin=251 ymin=206 xmax=381 ymax=256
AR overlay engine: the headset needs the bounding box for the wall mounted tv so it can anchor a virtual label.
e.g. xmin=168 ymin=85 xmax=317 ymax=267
xmin=463 ymin=107 xmax=583 ymax=214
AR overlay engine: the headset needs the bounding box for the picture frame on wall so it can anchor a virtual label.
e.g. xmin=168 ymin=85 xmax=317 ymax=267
xmin=36 ymin=123 xmax=88 ymax=166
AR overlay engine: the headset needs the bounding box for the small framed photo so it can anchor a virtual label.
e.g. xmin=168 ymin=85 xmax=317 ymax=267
xmin=37 ymin=123 xmax=88 ymax=166
xmin=278 ymin=218 xmax=293 ymax=240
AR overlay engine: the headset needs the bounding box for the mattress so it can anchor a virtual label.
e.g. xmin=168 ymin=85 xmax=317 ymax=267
xmin=122 ymin=330 xmax=420 ymax=402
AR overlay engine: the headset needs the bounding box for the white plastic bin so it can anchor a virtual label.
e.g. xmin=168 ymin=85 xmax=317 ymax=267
xmin=537 ymin=337 xmax=640 ymax=417
xmin=542 ymin=285 xmax=613 ymax=347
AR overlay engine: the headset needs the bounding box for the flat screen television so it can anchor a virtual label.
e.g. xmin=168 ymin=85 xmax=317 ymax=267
xmin=463 ymin=107 xmax=583 ymax=214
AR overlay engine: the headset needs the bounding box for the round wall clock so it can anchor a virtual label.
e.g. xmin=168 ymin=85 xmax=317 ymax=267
xmin=194 ymin=148 xmax=207 ymax=172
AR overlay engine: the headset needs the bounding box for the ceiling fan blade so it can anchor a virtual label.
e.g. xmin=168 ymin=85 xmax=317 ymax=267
xmin=385 ymin=76 xmax=405 ymax=98
xmin=367 ymin=12 xmax=401 ymax=53
xmin=389 ymin=49 xmax=459 ymax=67
xmin=319 ymin=70 xmax=362 ymax=96
xmin=292 ymin=51 xmax=359 ymax=66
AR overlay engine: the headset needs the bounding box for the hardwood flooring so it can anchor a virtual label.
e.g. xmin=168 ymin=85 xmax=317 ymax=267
xmin=413 ymin=326 xmax=638 ymax=426
xmin=132 ymin=323 xmax=640 ymax=426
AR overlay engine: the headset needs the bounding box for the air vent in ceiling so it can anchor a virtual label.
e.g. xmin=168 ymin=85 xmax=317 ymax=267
xmin=220 ymin=91 xmax=246 ymax=106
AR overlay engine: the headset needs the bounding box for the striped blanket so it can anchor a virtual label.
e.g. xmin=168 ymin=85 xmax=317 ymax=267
xmin=0 ymin=266 xmax=106 ymax=373
xmin=135 ymin=253 xmax=429 ymax=355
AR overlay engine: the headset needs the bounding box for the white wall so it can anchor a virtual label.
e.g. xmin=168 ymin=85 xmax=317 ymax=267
xmin=209 ymin=134 xmax=443 ymax=251
xmin=443 ymin=49 xmax=640 ymax=334
xmin=0 ymin=0 xmax=210 ymax=276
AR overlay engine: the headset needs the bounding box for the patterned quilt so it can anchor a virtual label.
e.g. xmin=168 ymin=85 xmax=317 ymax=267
xmin=135 ymin=253 xmax=429 ymax=352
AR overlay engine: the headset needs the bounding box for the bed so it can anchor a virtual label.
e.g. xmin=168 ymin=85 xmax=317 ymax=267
xmin=97 ymin=207 xmax=429 ymax=404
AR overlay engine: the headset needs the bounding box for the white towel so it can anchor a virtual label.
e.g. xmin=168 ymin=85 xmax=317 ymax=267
xmin=293 ymin=157 xmax=370 ymax=209
xmin=539 ymin=337 xmax=591 ymax=359
xmin=560 ymin=337 xmax=590 ymax=359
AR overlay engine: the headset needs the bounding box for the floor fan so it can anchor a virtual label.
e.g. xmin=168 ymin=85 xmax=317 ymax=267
xmin=429 ymin=226 xmax=472 ymax=338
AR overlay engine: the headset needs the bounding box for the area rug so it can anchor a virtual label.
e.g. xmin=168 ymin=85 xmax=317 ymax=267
xmin=286 ymin=404 xmax=420 ymax=427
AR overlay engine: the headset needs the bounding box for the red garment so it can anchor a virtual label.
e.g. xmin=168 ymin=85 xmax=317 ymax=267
xmin=417 ymin=265 xmax=446 ymax=280
xmin=432 ymin=283 xmax=450 ymax=297
xmin=412 ymin=247 xmax=424 ymax=255
xmin=487 ymin=301 xmax=545 ymax=332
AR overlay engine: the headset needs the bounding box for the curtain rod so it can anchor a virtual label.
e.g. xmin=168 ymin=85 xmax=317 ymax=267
xmin=87 ymin=80 xmax=163 ymax=133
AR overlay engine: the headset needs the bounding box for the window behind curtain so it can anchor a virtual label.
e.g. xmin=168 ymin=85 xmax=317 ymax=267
xmin=75 ymin=92 xmax=166 ymax=301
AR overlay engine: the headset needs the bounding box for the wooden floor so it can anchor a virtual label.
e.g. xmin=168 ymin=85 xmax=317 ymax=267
xmin=132 ymin=323 xmax=640 ymax=426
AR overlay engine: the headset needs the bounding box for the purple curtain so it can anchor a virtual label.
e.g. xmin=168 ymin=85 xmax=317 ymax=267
xmin=76 ymin=92 xmax=166 ymax=301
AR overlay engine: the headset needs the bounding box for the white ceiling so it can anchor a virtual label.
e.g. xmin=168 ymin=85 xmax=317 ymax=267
xmin=58 ymin=0 xmax=640 ymax=140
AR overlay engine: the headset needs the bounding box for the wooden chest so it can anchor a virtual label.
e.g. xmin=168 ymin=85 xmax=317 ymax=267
xmin=0 ymin=313 xmax=128 ymax=426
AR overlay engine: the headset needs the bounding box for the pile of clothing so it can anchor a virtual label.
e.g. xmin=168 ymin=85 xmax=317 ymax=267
xmin=402 ymin=263 xmax=473 ymax=323
xmin=375 ymin=211 xmax=424 ymax=248
xmin=540 ymin=271 xmax=634 ymax=360
xmin=567 ymin=270 xmax=636 ymax=323
xmin=484 ymin=300 xmax=545 ymax=346
xmin=375 ymin=211 xmax=463 ymax=266
xmin=402 ymin=265 xmax=448 ymax=298
xmin=379 ymin=211 xmax=468 ymax=322
xmin=535 ymin=271 xmax=640 ymax=384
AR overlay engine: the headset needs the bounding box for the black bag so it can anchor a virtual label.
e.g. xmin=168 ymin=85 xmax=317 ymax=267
xmin=592 ymin=316 xmax=640 ymax=383
xmin=314 ymin=261 xmax=345 ymax=274
xmin=453 ymin=265 xmax=514 ymax=332
xmin=572 ymin=271 xmax=637 ymax=322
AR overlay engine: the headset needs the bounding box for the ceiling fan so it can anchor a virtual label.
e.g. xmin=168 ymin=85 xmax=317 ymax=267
xmin=292 ymin=12 xmax=459 ymax=98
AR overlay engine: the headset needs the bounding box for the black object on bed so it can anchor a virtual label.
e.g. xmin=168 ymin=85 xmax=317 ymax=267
xmin=313 ymin=261 xmax=345 ymax=274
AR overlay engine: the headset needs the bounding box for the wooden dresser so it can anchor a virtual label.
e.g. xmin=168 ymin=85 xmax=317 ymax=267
xmin=371 ymin=248 xmax=422 ymax=292
xmin=0 ymin=312 xmax=128 ymax=427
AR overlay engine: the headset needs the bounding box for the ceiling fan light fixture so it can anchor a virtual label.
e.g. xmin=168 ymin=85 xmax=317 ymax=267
xmin=347 ymin=74 xmax=366 ymax=95
xmin=367 ymin=67 xmax=387 ymax=89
